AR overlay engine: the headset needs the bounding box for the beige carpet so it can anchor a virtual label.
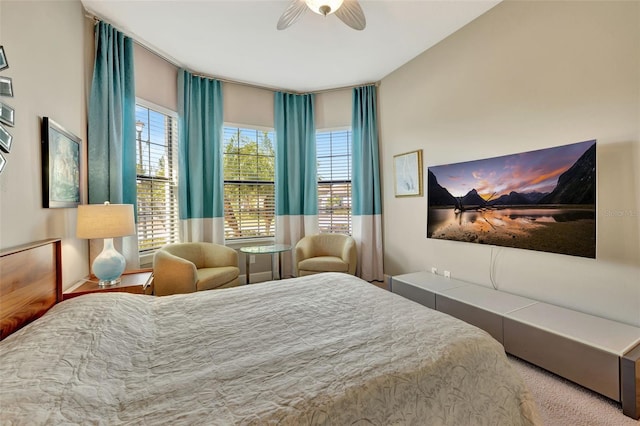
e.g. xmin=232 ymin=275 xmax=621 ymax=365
xmin=509 ymin=356 xmax=639 ymax=426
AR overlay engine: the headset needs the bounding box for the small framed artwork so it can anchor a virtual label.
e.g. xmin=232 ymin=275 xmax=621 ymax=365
xmin=0 ymin=102 xmax=14 ymax=127
xmin=0 ymin=46 xmax=7 ymax=71
xmin=0 ymin=76 xmax=13 ymax=97
xmin=393 ymin=149 xmax=423 ymax=197
xmin=41 ymin=117 xmax=82 ymax=208
xmin=0 ymin=152 xmax=5 ymax=174
xmin=0 ymin=123 xmax=12 ymax=153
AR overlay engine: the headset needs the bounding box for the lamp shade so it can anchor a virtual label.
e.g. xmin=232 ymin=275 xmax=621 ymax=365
xmin=306 ymin=0 xmax=344 ymax=16
xmin=76 ymin=203 xmax=136 ymax=239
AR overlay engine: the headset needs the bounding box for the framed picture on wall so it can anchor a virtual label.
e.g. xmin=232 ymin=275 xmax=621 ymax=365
xmin=0 ymin=102 xmax=14 ymax=127
xmin=0 ymin=46 xmax=7 ymax=71
xmin=41 ymin=117 xmax=82 ymax=208
xmin=393 ymin=149 xmax=423 ymax=197
xmin=0 ymin=76 xmax=13 ymax=97
xmin=0 ymin=123 xmax=12 ymax=153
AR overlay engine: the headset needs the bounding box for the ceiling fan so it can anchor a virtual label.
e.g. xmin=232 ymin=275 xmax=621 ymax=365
xmin=277 ymin=0 xmax=366 ymax=31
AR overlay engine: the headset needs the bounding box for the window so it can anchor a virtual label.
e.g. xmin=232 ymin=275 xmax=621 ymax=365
xmin=223 ymin=126 xmax=276 ymax=240
xmin=317 ymin=129 xmax=352 ymax=234
xmin=135 ymin=102 xmax=179 ymax=253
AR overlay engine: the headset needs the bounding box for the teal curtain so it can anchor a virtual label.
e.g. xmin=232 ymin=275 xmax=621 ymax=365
xmin=88 ymin=21 xmax=136 ymax=208
xmin=274 ymin=92 xmax=317 ymax=277
xmin=87 ymin=21 xmax=139 ymax=268
xmin=352 ymin=85 xmax=383 ymax=281
xmin=178 ymin=69 xmax=225 ymax=243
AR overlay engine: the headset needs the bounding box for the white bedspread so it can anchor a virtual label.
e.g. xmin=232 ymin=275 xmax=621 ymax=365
xmin=0 ymin=273 xmax=540 ymax=425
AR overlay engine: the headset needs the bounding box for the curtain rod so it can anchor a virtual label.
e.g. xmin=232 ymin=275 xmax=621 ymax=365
xmin=85 ymin=13 xmax=379 ymax=95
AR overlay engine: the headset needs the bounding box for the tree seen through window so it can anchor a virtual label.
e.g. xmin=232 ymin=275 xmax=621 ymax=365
xmin=223 ymin=127 xmax=275 ymax=239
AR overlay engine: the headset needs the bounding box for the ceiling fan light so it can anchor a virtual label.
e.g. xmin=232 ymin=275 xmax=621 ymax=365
xmin=305 ymin=0 xmax=344 ymax=16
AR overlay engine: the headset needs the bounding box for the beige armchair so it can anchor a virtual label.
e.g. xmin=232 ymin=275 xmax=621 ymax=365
xmin=153 ymin=242 xmax=240 ymax=296
xmin=294 ymin=233 xmax=357 ymax=277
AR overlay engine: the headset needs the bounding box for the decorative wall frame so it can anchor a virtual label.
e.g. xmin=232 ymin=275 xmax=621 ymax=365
xmin=0 ymin=46 xmax=11 ymax=175
xmin=41 ymin=117 xmax=82 ymax=208
xmin=0 ymin=102 xmax=14 ymax=127
xmin=427 ymin=139 xmax=596 ymax=258
xmin=0 ymin=76 xmax=13 ymax=97
xmin=0 ymin=123 xmax=12 ymax=153
xmin=0 ymin=46 xmax=7 ymax=71
xmin=393 ymin=149 xmax=423 ymax=197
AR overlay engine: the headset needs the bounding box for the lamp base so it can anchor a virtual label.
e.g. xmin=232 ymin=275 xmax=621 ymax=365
xmin=92 ymin=237 xmax=127 ymax=287
xmin=98 ymin=277 xmax=122 ymax=287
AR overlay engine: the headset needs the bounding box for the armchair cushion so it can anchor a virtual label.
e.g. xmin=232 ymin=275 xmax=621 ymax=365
xmin=196 ymin=267 xmax=241 ymax=291
xmin=298 ymin=256 xmax=349 ymax=275
xmin=294 ymin=234 xmax=357 ymax=277
xmin=153 ymin=242 xmax=239 ymax=296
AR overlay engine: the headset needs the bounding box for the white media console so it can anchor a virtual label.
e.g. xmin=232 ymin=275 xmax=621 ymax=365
xmin=391 ymin=271 xmax=640 ymax=420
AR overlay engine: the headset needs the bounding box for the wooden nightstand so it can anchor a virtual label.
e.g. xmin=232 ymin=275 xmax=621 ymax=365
xmin=63 ymin=269 xmax=154 ymax=300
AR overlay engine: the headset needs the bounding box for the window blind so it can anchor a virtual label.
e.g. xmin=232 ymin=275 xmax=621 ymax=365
xmin=135 ymin=104 xmax=179 ymax=253
xmin=317 ymin=130 xmax=352 ymax=234
xmin=223 ymin=126 xmax=276 ymax=239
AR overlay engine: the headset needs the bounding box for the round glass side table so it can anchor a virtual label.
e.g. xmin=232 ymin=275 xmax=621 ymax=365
xmin=239 ymin=244 xmax=292 ymax=284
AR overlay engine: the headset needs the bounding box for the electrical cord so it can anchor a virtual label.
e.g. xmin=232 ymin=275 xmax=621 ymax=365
xmin=489 ymin=245 xmax=499 ymax=290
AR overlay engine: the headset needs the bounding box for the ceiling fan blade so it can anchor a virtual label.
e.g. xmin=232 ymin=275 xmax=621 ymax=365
xmin=335 ymin=0 xmax=366 ymax=30
xmin=277 ymin=0 xmax=308 ymax=30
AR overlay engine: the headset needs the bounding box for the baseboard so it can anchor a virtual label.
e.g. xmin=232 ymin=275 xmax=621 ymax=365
xmin=384 ymin=274 xmax=392 ymax=289
xmin=241 ymin=271 xmax=273 ymax=285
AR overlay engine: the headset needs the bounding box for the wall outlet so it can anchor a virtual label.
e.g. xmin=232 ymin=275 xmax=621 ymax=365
xmin=444 ymin=270 xmax=451 ymax=278
xmin=250 ymin=255 xmax=256 ymax=264
xmin=431 ymin=267 xmax=437 ymax=274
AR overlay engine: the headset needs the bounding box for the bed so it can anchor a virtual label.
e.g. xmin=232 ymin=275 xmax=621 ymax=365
xmin=0 ymin=240 xmax=540 ymax=425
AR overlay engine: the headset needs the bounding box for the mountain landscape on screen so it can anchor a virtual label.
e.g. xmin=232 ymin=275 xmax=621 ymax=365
xmin=427 ymin=140 xmax=596 ymax=258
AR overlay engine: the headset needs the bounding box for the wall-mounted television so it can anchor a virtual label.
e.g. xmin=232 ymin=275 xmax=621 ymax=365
xmin=427 ymin=140 xmax=596 ymax=258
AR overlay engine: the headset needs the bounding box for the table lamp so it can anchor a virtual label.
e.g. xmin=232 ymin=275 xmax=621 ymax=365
xmin=77 ymin=202 xmax=136 ymax=286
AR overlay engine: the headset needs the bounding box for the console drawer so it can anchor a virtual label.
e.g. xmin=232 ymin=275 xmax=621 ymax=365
xmin=504 ymin=317 xmax=619 ymax=400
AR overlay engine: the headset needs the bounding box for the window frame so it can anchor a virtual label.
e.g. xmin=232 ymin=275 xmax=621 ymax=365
xmin=316 ymin=127 xmax=353 ymax=235
xmin=222 ymin=123 xmax=276 ymax=242
xmin=134 ymin=98 xmax=180 ymax=261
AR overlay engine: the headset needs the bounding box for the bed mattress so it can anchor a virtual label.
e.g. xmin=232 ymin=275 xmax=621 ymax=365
xmin=0 ymin=272 xmax=539 ymax=425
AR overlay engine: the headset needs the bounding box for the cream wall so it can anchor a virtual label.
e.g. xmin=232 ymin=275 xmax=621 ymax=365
xmin=316 ymin=89 xmax=351 ymax=129
xmin=379 ymin=1 xmax=640 ymax=326
xmin=224 ymin=82 xmax=351 ymax=130
xmin=134 ymin=44 xmax=177 ymax=112
xmin=0 ymin=0 xmax=91 ymax=287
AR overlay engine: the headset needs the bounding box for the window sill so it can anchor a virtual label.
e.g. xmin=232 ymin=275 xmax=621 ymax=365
xmin=139 ymin=251 xmax=155 ymax=268
xmin=226 ymin=238 xmax=275 ymax=250
xmin=139 ymin=239 xmax=276 ymax=265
